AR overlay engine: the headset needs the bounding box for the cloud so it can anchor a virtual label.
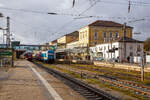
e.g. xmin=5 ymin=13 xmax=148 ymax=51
xmin=0 ymin=3 xmax=4 ymax=7
xmin=0 ymin=0 xmax=149 ymax=44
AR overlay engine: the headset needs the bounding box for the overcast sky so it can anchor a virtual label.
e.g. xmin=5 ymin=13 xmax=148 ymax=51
xmin=0 ymin=0 xmax=150 ymax=44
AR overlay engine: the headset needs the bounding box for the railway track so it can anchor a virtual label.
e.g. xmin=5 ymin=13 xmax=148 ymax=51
xmin=52 ymin=64 xmax=150 ymax=98
xmin=33 ymin=62 xmax=120 ymax=100
xmin=98 ymin=75 xmax=150 ymax=97
xmin=69 ymin=64 xmax=143 ymax=81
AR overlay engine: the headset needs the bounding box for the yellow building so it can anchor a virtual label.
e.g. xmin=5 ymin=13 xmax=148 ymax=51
xmin=49 ymin=40 xmax=57 ymax=45
xmin=79 ymin=20 xmax=133 ymax=47
xmin=57 ymin=31 xmax=79 ymax=49
xmin=77 ymin=20 xmax=133 ymax=60
xmin=57 ymin=31 xmax=79 ymax=44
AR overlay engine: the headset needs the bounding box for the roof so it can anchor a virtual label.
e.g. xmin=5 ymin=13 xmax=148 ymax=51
xmin=115 ymin=37 xmax=143 ymax=43
xmin=66 ymin=31 xmax=79 ymax=37
xmin=52 ymin=40 xmax=57 ymax=43
xmin=88 ymin=20 xmax=132 ymax=28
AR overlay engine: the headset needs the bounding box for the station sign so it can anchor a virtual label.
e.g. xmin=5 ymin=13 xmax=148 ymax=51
xmin=0 ymin=51 xmax=12 ymax=56
xmin=0 ymin=49 xmax=13 ymax=56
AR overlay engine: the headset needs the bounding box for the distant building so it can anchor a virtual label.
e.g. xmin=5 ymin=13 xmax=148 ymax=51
xmin=78 ymin=20 xmax=133 ymax=60
xmin=49 ymin=40 xmax=57 ymax=46
xmin=90 ymin=37 xmax=144 ymax=63
xmin=79 ymin=20 xmax=133 ymax=47
xmin=55 ymin=31 xmax=79 ymax=59
xmin=48 ymin=20 xmax=134 ymax=60
xmin=56 ymin=31 xmax=79 ymax=50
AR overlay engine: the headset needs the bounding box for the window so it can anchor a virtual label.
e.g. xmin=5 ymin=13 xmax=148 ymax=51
xmin=130 ymin=46 xmax=133 ymax=50
xmin=80 ymin=33 xmax=82 ymax=40
xmin=85 ymin=31 xmax=87 ymax=38
xmin=130 ymin=52 xmax=133 ymax=56
xmin=94 ymin=31 xmax=98 ymax=40
xmin=82 ymin=32 xmax=84 ymax=39
xmin=109 ymin=32 xmax=112 ymax=41
xmin=99 ymin=47 xmax=101 ymax=51
xmin=113 ymin=45 xmax=115 ymax=48
xmin=115 ymin=32 xmax=119 ymax=38
xmin=104 ymin=32 xmax=107 ymax=38
xmin=137 ymin=45 xmax=141 ymax=52
xmin=103 ymin=32 xmax=107 ymax=42
xmin=95 ymin=42 xmax=97 ymax=45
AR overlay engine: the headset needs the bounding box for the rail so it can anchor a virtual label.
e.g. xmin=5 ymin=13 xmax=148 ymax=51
xmin=33 ymin=61 xmax=120 ymax=100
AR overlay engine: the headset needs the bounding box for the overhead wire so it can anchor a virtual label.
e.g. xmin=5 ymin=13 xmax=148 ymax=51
xmin=1 ymin=0 xmax=149 ymax=42
xmin=50 ymin=0 xmax=101 ymax=40
xmin=0 ymin=7 xmax=147 ymax=19
xmin=9 ymin=18 xmax=53 ymax=44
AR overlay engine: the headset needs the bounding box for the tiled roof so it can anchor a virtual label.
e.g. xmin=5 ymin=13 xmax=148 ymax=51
xmin=66 ymin=31 xmax=79 ymax=37
xmin=88 ymin=20 xmax=132 ymax=28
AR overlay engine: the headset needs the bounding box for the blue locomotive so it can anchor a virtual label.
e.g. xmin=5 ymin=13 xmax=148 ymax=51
xmin=40 ymin=50 xmax=55 ymax=63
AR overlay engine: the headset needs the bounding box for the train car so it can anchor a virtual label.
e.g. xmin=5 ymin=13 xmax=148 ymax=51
xmin=25 ymin=52 xmax=33 ymax=61
xmin=48 ymin=50 xmax=55 ymax=63
xmin=35 ymin=51 xmax=42 ymax=61
xmin=40 ymin=50 xmax=55 ymax=63
xmin=41 ymin=51 xmax=48 ymax=62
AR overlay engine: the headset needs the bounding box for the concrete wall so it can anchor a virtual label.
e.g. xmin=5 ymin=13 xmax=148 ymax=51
xmin=119 ymin=42 xmax=144 ymax=62
xmin=94 ymin=61 xmax=150 ymax=72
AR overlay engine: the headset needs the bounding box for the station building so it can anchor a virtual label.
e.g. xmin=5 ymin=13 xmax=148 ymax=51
xmin=90 ymin=37 xmax=144 ymax=63
xmin=54 ymin=31 xmax=79 ymax=59
xmin=49 ymin=20 xmax=137 ymax=61
xmin=77 ymin=20 xmax=133 ymax=60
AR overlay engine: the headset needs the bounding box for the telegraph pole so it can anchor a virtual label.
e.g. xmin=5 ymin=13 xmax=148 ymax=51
xmin=6 ymin=17 xmax=11 ymax=48
xmin=140 ymin=50 xmax=145 ymax=81
xmin=141 ymin=57 xmax=144 ymax=81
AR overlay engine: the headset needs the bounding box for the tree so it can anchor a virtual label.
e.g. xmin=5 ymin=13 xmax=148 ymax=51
xmin=144 ymin=38 xmax=150 ymax=51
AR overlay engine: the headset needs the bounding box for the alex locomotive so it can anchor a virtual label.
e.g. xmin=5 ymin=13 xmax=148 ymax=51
xmin=35 ymin=50 xmax=55 ymax=63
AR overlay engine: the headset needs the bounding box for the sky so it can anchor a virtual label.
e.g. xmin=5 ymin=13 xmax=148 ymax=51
xmin=0 ymin=0 xmax=150 ymax=44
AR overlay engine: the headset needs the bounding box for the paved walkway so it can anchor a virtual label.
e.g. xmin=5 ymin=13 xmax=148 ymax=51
xmin=0 ymin=60 xmax=86 ymax=100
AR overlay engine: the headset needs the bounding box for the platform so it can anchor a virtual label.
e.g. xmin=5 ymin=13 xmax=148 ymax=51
xmin=0 ymin=60 xmax=86 ymax=100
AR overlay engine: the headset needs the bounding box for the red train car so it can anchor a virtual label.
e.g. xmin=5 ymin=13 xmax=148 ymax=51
xmin=25 ymin=52 xmax=33 ymax=61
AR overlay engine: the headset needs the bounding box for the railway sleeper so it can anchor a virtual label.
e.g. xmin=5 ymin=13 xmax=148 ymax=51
xmin=85 ymin=95 xmax=101 ymax=98
xmin=82 ymin=93 xmax=96 ymax=96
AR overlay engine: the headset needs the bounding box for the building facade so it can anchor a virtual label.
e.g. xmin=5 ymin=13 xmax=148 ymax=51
xmin=57 ymin=31 xmax=79 ymax=49
xmin=78 ymin=20 xmax=133 ymax=60
xmin=90 ymin=37 xmax=144 ymax=63
xmin=79 ymin=20 xmax=133 ymax=47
